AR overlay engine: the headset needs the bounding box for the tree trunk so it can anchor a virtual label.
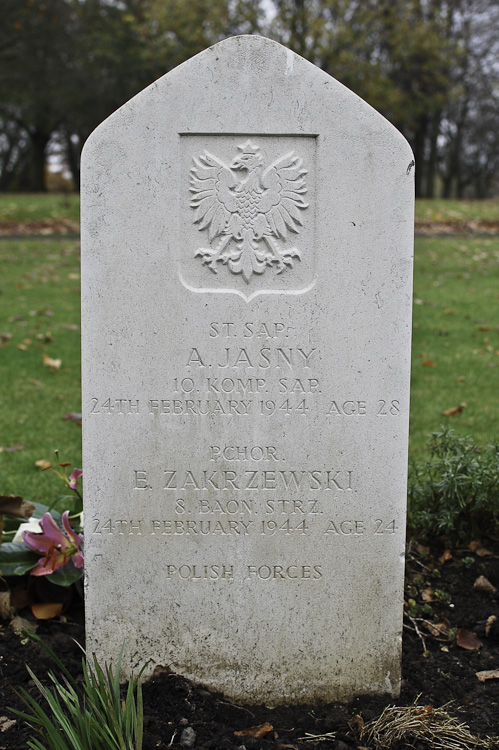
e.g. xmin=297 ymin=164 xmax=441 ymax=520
xmin=26 ymin=129 xmax=50 ymax=192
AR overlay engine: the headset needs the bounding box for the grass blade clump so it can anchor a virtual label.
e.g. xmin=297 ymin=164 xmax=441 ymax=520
xmin=11 ymin=633 xmax=144 ymax=750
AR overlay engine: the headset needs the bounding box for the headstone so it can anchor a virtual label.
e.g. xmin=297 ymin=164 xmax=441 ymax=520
xmin=81 ymin=35 xmax=414 ymax=705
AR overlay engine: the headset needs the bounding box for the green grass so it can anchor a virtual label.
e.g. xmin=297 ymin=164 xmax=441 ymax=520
xmin=1 ymin=196 xmax=499 ymax=501
xmin=410 ymin=235 xmax=499 ymax=458
xmin=0 ymin=194 xmax=79 ymax=224
xmin=415 ymin=199 xmax=499 ymax=222
xmin=0 ymin=238 xmax=82 ymax=503
xmin=1 ymin=193 xmax=497 ymax=224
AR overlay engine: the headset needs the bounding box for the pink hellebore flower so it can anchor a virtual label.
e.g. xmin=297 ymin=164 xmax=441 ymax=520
xmin=69 ymin=468 xmax=83 ymax=490
xmin=23 ymin=511 xmax=84 ymax=576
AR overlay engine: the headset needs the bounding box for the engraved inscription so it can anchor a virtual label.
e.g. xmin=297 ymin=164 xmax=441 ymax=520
xmin=190 ymin=141 xmax=308 ymax=283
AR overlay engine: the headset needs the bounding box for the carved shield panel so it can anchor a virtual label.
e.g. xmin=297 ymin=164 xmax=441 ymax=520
xmin=179 ymin=135 xmax=316 ymax=302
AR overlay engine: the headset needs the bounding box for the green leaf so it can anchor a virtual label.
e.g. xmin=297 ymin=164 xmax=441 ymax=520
xmin=0 ymin=542 xmax=38 ymax=576
xmin=48 ymin=561 xmax=84 ymax=587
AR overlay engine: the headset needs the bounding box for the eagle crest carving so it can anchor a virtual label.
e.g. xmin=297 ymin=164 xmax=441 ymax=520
xmin=190 ymin=141 xmax=308 ymax=283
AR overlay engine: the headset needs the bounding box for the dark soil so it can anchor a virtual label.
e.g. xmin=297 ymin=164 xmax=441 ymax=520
xmin=1 ymin=541 xmax=498 ymax=750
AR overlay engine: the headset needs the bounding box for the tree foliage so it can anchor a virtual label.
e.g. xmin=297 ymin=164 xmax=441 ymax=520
xmin=0 ymin=0 xmax=497 ymax=196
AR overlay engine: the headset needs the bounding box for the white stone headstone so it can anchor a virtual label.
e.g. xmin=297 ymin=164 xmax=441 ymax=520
xmin=81 ymin=35 xmax=414 ymax=705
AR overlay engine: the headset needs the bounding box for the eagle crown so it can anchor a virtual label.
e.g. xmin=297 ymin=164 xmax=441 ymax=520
xmin=231 ymin=141 xmax=263 ymax=172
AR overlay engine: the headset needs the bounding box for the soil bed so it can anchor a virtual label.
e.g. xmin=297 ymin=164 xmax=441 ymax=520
xmin=1 ymin=540 xmax=498 ymax=750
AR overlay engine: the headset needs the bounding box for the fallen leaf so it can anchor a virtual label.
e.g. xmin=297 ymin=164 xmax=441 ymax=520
xmin=442 ymin=405 xmax=462 ymax=416
xmin=0 ymin=496 xmax=35 ymax=519
xmin=476 ymin=670 xmax=499 ymax=682
xmin=477 ymin=326 xmax=491 ymax=331
xmin=468 ymin=540 xmax=482 ymax=551
xmin=422 ymin=360 xmax=436 ymax=367
xmin=31 ymin=602 xmax=64 ymax=620
xmin=64 ymin=412 xmax=82 ymax=425
xmin=439 ymin=549 xmax=453 ymax=564
xmin=43 ymin=354 xmax=61 ymax=370
xmin=486 ymin=615 xmax=498 ymax=637
xmin=421 ymin=620 xmax=450 ymax=637
xmin=0 ymin=444 xmax=25 ymax=453
xmin=0 ymin=716 xmax=17 ymax=732
xmin=35 ymin=459 xmax=51 ymax=470
xmin=349 ymin=714 xmax=365 ymax=732
xmin=28 ymin=378 xmax=44 ymax=388
xmin=10 ymin=615 xmax=37 ymax=636
xmin=416 ymin=544 xmax=430 ymax=556
xmin=457 ymin=628 xmax=483 ymax=650
xmin=473 ymin=576 xmax=497 ymax=594
xmin=421 ymin=588 xmax=435 ymax=602
xmin=234 ymin=722 xmax=273 ymax=739
xmin=475 ymin=546 xmax=493 ymax=558
xmin=0 ymin=585 xmax=14 ymax=619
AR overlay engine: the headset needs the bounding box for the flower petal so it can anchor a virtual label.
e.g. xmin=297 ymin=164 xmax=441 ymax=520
xmin=61 ymin=511 xmax=83 ymax=547
xmin=69 ymin=468 xmax=83 ymax=490
xmin=23 ymin=513 xmax=68 ymax=555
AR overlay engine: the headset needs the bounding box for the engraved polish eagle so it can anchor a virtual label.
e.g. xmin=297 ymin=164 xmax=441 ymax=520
xmin=190 ymin=141 xmax=308 ymax=283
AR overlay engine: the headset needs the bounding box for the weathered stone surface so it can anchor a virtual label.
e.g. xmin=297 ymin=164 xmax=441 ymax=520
xmin=81 ymin=35 xmax=414 ymax=705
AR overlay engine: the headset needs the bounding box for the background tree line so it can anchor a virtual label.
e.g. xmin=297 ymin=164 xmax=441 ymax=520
xmin=0 ymin=0 xmax=497 ymax=197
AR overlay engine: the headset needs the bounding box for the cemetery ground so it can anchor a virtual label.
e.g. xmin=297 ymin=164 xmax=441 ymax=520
xmin=0 ymin=195 xmax=499 ymax=749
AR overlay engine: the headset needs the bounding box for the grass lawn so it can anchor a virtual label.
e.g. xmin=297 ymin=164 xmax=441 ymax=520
xmin=0 ymin=194 xmax=79 ymax=224
xmin=0 ymin=236 xmax=82 ymax=503
xmin=0 ymin=195 xmax=498 ymax=501
xmin=410 ymin=235 xmax=499 ymax=459
xmin=414 ymin=199 xmax=499 ymax=222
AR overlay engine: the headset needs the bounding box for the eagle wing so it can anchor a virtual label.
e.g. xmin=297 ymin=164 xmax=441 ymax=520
xmin=189 ymin=152 xmax=237 ymax=242
xmin=257 ymin=151 xmax=308 ymax=239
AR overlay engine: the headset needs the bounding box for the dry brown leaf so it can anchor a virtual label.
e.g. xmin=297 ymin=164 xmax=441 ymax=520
xmin=486 ymin=615 xmax=497 ymax=637
xmin=35 ymin=459 xmax=51 ymax=470
xmin=476 ymin=670 xmax=499 ymax=682
xmin=234 ymin=722 xmax=273 ymax=739
xmin=349 ymin=714 xmax=365 ymax=733
xmin=473 ymin=576 xmax=497 ymax=594
xmin=0 ymin=716 xmax=17 ymax=733
xmin=31 ymin=602 xmax=64 ymax=620
xmin=0 ymin=586 xmax=14 ymax=619
xmin=457 ymin=628 xmax=483 ymax=651
xmin=439 ymin=549 xmax=453 ymax=564
xmin=421 ymin=620 xmax=450 ymax=638
xmin=421 ymin=588 xmax=435 ymax=602
xmin=477 ymin=326 xmax=492 ymax=331
xmin=469 ymin=540 xmax=482 ymax=551
xmin=10 ymin=615 xmax=37 ymax=636
xmin=64 ymin=412 xmax=82 ymax=425
xmin=422 ymin=360 xmax=436 ymax=367
xmin=0 ymin=496 xmax=35 ymax=519
xmin=442 ymin=405 xmax=462 ymax=416
xmin=43 ymin=354 xmax=61 ymax=370
xmin=475 ymin=546 xmax=493 ymax=558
